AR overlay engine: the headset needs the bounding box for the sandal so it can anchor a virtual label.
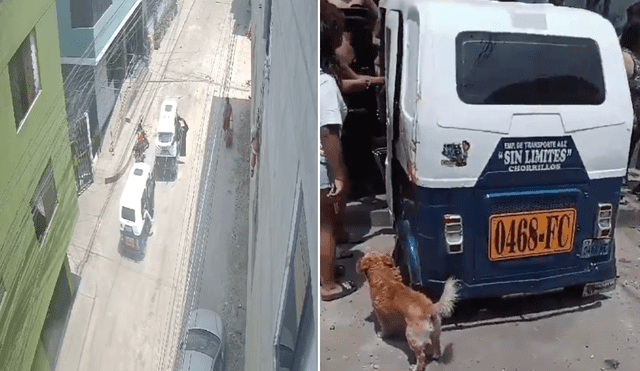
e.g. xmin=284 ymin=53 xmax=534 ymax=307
xmin=322 ymin=280 xmax=357 ymax=302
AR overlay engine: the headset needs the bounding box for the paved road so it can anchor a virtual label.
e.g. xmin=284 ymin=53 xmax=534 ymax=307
xmin=321 ymin=197 xmax=640 ymax=371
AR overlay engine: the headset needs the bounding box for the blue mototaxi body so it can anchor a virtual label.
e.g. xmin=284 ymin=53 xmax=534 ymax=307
xmin=394 ymin=140 xmax=620 ymax=299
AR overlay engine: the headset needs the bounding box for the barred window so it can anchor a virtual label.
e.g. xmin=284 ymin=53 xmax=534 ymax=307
xmin=32 ymin=162 xmax=58 ymax=243
xmin=9 ymin=31 xmax=40 ymax=128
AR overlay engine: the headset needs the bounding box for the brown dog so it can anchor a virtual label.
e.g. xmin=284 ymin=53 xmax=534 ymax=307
xmin=357 ymin=251 xmax=459 ymax=371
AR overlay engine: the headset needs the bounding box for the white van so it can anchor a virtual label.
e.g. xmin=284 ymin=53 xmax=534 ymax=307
xmin=119 ymin=163 xmax=155 ymax=260
xmin=379 ymin=0 xmax=633 ymax=299
xmin=155 ymin=99 xmax=186 ymax=181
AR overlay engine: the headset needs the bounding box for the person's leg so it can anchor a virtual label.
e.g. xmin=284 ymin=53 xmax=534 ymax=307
xmin=321 ymin=189 xmax=341 ymax=298
xmin=629 ymin=125 xmax=640 ymax=193
xmin=334 ymin=192 xmax=350 ymax=243
xmin=628 ymin=125 xmax=640 ymax=168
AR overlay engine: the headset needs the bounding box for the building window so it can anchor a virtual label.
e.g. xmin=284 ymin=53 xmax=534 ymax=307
xmin=32 ymin=162 xmax=58 ymax=244
xmin=9 ymin=31 xmax=40 ymax=128
xmin=70 ymin=0 xmax=112 ymax=28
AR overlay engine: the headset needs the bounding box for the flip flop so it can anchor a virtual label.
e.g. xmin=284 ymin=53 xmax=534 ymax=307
xmin=322 ymin=280 xmax=357 ymax=302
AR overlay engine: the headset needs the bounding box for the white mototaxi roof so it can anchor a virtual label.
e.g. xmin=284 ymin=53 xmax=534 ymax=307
xmin=119 ymin=163 xmax=151 ymax=229
xmin=380 ymin=0 xmax=633 ymax=188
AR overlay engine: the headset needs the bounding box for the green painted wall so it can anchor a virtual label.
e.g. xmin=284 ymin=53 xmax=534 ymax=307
xmin=0 ymin=1 xmax=79 ymax=371
xmin=56 ymin=0 xmax=141 ymax=59
xmin=30 ymin=340 xmax=51 ymax=371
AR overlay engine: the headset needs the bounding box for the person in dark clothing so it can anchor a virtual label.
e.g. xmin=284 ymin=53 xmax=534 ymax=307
xmin=337 ymin=7 xmax=386 ymax=200
xmin=620 ymin=21 xmax=640 ymax=194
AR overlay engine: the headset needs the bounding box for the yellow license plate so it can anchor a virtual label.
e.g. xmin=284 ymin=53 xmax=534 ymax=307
xmin=489 ymin=208 xmax=576 ymax=261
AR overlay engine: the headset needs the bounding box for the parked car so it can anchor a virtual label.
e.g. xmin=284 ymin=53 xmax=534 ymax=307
xmin=179 ymin=309 xmax=225 ymax=371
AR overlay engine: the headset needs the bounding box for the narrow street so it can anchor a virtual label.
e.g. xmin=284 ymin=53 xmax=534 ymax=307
xmin=187 ymin=97 xmax=251 ymax=371
xmin=321 ymin=195 xmax=640 ymax=371
xmin=55 ymin=0 xmax=251 ymax=370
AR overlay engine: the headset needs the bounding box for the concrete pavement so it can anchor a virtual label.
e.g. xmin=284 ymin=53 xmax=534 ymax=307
xmin=55 ymin=0 xmax=251 ymax=369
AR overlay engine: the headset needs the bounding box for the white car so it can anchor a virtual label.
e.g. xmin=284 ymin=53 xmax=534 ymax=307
xmin=180 ymin=309 xmax=225 ymax=371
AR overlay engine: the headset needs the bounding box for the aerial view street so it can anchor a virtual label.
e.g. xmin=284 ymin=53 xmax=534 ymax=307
xmin=55 ymin=0 xmax=252 ymax=370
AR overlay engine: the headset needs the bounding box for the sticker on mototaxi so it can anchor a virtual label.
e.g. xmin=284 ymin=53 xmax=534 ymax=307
xmin=485 ymin=136 xmax=584 ymax=173
xmin=580 ymin=239 xmax=610 ymax=259
xmin=441 ymin=140 xmax=470 ymax=167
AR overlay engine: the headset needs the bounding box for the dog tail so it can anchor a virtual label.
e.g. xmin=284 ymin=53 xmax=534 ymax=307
xmin=434 ymin=278 xmax=459 ymax=318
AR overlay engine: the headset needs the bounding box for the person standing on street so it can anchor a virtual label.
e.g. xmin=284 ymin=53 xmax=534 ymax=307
xmin=320 ymin=0 xmax=357 ymax=301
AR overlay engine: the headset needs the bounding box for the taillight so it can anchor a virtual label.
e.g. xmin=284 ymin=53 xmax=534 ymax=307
xmin=443 ymin=214 xmax=463 ymax=253
xmin=594 ymin=203 xmax=612 ymax=239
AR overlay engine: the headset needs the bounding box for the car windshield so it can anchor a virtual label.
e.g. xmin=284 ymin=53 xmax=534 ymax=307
xmin=456 ymin=32 xmax=605 ymax=105
xmin=121 ymin=207 xmax=135 ymax=222
xmin=185 ymin=328 xmax=221 ymax=359
xmin=159 ymin=132 xmax=173 ymax=143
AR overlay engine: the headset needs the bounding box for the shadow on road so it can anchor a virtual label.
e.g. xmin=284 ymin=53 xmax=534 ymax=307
xmin=362 ymin=311 xmax=456 ymax=368
xmin=443 ymin=290 xmax=610 ymax=332
xmin=355 ymin=289 xmax=610 ymax=369
xmin=230 ymin=0 xmax=251 ymax=35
